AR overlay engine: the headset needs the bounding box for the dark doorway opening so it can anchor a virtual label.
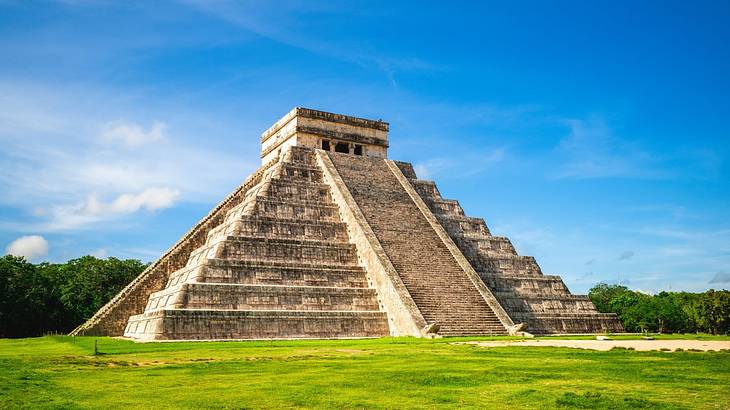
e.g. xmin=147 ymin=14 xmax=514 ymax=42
xmin=335 ymin=142 xmax=349 ymax=153
xmin=354 ymin=144 xmax=363 ymax=156
xmin=321 ymin=140 xmax=330 ymax=151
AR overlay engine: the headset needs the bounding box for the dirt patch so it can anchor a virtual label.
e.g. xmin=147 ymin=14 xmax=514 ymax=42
xmin=458 ymin=339 xmax=730 ymax=352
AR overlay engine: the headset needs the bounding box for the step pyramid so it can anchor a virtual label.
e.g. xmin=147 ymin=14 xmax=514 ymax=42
xmin=71 ymin=107 xmax=622 ymax=340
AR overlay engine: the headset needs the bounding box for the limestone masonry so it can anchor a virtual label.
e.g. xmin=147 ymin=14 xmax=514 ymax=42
xmin=71 ymin=107 xmax=623 ymax=340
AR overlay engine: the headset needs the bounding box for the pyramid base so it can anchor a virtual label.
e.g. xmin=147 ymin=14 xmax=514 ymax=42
xmin=124 ymin=309 xmax=390 ymax=341
xmin=511 ymin=313 xmax=624 ymax=335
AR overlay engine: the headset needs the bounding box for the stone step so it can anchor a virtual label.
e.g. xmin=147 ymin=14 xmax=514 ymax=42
xmin=253 ymin=198 xmax=340 ymax=221
xmin=186 ymin=230 xmax=354 ymax=269
xmin=146 ymin=283 xmax=381 ymax=312
xmin=511 ymin=312 xmax=624 ymax=335
xmin=434 ymin=214 xmax=492 ymax=237
xmin=234 ymin=216 xmax=349 ymax=242
xmin=464 ymin=236 xmax=516 ymax=254
xmin=497 ymin=294 xmax=598 ymax=314
xmin=409 ymin=179 xmax=441 ymax=198
xmin=277 ymin=163 xmax=324 ymax=183
xmin=263 ymin=179 xmax=332 ymax=202
xmin=199 ymin=260 xmax=369 ymax=287
xmin=481 ymin=273 xmax=569 ymax=292
xmin=219 ymin=236 xmax=358 ymax=265
xmin=281 ymin=146 xmax=318 ymax=165
xmin=494 ymin=292 xmax=592 ymax=301
xmin=424 ymin=198 xmax=465 ymax=216
xmin=471 ymin=255 xmax=543 ymax=276
xmin=166 ymin=259 xmax=370 ymax=288
xmin=124 ymin=309 xmax=390 ymax=340
xmin=393 ymin=161 xmax=418 ymax=179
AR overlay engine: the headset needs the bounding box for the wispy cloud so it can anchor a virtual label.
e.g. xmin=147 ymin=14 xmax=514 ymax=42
xmin=618 ymin=250 xmax=635 ymax=261
xmin=179 ymin=0 xmax=440 ymax=81
xmin=0 ymin=80 xmax=255 ymax=233
xmin=413 ymin=148 xmax=505 ymax=179
xmin=550 ymin=117 xmax=722 ymax=181
xmin=101 ymin=120 xmax=167 ymax=148
xmin=40 ymin=187 xmax=180 ymax=231
xmin=551 ymin=117 xmax=668 ymax=179
xmin=709 ymin=272 xmax=730 ymax=284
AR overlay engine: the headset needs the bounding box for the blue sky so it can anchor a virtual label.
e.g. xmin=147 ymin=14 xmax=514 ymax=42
xmin=1 ymin=1 xmax=728 ymax=293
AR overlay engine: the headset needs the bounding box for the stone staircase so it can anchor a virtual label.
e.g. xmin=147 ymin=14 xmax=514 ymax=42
xmin=399 ymin=163 xmax=623 ymax=334
xmin=124 ymin=147 xmax=389 ymax=340
xmin=328 ymin=152 xmax=508 ymax=336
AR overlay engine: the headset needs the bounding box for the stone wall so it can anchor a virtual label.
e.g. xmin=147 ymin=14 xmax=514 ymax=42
xmin=260 ymin=108 xmax=389 ymax=163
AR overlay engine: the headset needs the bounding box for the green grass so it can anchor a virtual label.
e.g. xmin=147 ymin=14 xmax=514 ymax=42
xmin=1 ymin=335 xmax=729 ymax=409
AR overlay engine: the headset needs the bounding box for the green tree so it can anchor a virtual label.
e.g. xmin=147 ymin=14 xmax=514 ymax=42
xmin=0 ymin=256 xmax=48 ymax=338
xmin=588 ymin=283 xmax=631 ymax=312
xmin=0 ymin=255 xmax=146 ymax=337
xmin=695 ymin=290 xmax=730 ymax=334
xmin=589 ymin=282 xmax=729 ymax=334
xmin=650 ymin=292 xmax=689 ymax=333
xmin=56 ymin=256 xmax=146 ymax=328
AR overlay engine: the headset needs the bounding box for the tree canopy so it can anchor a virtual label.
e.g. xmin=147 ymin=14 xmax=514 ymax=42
xmin=589 ymin=283 xmax=730 ymax=334
xmin=1 ymin=255 xmax=728 ymax=337
xmin=0 ymin=255 xmax=146 ymax=338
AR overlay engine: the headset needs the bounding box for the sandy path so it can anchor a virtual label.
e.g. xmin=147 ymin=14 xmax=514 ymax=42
xmin=459 ymin=339 xmax=730 ymax=352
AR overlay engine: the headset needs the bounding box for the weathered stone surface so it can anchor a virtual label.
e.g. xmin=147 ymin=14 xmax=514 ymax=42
xmin=119 ymin=145 xmax=389 ymax=341
xmin=328 ymin=153 xmax=509 ymax=336
xmin=399 ymin=161 xmax=623 ymax=334
xmin=74 ymin=107 xmax=622 ymax=340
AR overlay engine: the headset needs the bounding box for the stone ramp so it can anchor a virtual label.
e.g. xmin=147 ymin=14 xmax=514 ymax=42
xmin=400 ymin=163 xmax=623 ymax=334
xmin=124 ymin=146 xmax=389 ymax=340
xmin=328 ymin=152 xmax=508 ymax=336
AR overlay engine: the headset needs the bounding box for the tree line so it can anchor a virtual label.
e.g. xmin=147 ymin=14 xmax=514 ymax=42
xmin=589 ymin=283 xmax=730 ymax=334
xmin=0 ymin=255 xmax=147 ymax=338
xmin=1 ymin=254 xmax=728 ymax=337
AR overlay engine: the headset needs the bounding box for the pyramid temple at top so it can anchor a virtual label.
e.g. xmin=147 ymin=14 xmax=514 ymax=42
xmin=71 ymin=108 xmax=623 ymax=340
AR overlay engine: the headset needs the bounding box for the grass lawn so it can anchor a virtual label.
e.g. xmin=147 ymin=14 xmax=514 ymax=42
xmin=1 ymin=335 xmax=729 ymax=409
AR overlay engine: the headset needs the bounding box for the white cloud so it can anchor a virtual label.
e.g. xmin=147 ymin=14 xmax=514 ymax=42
xmin=5 ymin=235 xmax=49 ymax=261
xmin=44 ymin=187 xmax=180 ymax=230
xmin=85 ymin=187 xmax=180 ymax=215
xmin=101 ymin=120 xmax=166 ymax=148
xmin=90 ymin=248 xmax=108 ymax=258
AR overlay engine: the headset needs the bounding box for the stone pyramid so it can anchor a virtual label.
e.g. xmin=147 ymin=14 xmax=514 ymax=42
xmin=71 ymin=108 xmax=622 ymax=340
